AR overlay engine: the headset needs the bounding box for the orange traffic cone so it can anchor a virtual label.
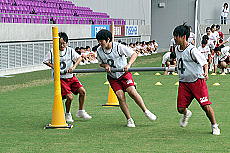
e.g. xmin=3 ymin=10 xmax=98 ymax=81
xmin=45 ymin=27 xmax=72 ymax=129
xmin=102 ymin=85 xmax=120 ymax=107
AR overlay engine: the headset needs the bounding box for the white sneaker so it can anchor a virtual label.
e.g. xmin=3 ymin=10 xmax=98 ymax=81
xmin=127 ymin=118 xmax=135 ymax=127
xmin=212 ymin=124 xmax=220 ymax=135
xmin=76 ymin=110 xmax=92 ymax=120
xmin=65 ymin=113 xmax=74 ymax=123
xmin=179 ymin=110 xmax=192 ymax=127
xmin=144 ymin=110 xmax=157 ymax=121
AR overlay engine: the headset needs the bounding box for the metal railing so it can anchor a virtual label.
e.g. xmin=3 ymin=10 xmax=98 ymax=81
xmin=204 ymin=19 xmax=230 ymax=25
xmin=0 ymin=36 xmax=141 ymax=75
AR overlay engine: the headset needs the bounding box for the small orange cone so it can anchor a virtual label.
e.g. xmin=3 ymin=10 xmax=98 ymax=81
xmin=102 ymin=85 xmax=119 ymax=107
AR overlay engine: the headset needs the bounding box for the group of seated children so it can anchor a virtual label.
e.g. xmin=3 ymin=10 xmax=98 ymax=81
xmin=75 ymin=40 xmax=159 ymax=65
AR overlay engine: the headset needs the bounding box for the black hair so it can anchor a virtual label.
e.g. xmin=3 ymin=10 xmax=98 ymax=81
xmin=58 ymin=32 xmax=68 ymax=43
xmin=201 ymin=39 xmax=208 ymax=45
xmin=129 ymin=43 xmax=133 ymax=46
xmin=202 ymin=35 xmax=209 ymax=41
xmin=205 ymin=27 xmax=211 ymax=32
xmin=173 ymin=23 xmax=190 ymax=41
xmin=96 ymin=29 xmax=112 ymax=42
xmin=121 ymin=42 xmax=127 ymax=45
xmin=211 ymin=24 xmax=216 ymax=30
xmin=224 ymin=3 xmax=228 ymax=9
xmin=216 ymin=24 xmax=220 ymax=30
xmin=85 ymin=46 xmax=90 ymax=49
xmin=92 ymin=44 xmax=99 ymax=51
xmin=75 ymin=47 xmax=79 ymax=51
xmin=170 ymin=51 xmax=176 ymax=59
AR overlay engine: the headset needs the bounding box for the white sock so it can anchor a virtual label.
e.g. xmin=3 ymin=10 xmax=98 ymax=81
xmin=212 ymin=123 xmax=218 ymax=128
xmin=78 ymin=110 xmax=85 ymax=113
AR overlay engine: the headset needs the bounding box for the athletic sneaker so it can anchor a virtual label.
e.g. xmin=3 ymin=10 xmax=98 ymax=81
xmin=76 ymin=110 xmax=92 ymax=120
xmin=65 ymin=113 xmax=74 ymax=123
xmin=179 ymin=110 xmax=192 ymax=127
xmin=127 ymin=118 xmax=135 ymax=127
xmin=144 ymin=110 xmax=157 ymax=121
xmin=212 ymin=124 xmax=221 ymax=135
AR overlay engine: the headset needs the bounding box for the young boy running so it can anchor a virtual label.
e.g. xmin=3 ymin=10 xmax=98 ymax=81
xmin=96 ymin=29 xmax=157 ymax=127
xmin=43 ymin=32 xmax=92 ymax=122
xmin=173 ymin=24 xmax=220 ymax=135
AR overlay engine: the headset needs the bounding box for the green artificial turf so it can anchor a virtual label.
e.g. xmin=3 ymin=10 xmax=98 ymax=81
xmin=0 ymin=53 xmax=229 ymax=153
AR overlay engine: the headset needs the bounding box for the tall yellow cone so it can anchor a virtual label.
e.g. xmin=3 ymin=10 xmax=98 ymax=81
xmin=102 ymin=85 xmax=119 ymax=107
xmin=45 ymin=27 xmax=72 ymax=129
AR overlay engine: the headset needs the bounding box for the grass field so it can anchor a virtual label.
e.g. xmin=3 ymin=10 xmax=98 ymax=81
xmin=0 ymin=53 xmax=229 ymax=153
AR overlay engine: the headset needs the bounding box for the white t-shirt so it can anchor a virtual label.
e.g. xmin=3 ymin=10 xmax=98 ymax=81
xmin=175 ymin=44 xmax=207 ymax=82
xmin=188 ymin=32 xmax=195 ymax=44
xmin=162 ymin=52 xmax=171 ymax=64
xmin=170 ymin=38 xmax=176 ymax=47
xmin=43 ymin=47 xmax=80 ymax=79
xmin=207 ymin=40 xmax=215 ymax=50
xmin=213 ymin=46 xmax=230 ymax=64
xmin=221 ymin=6 xmax=229 ymax=17
xmin=198 ymin=46 xmax=211 ymax=60
xmin=213 ymin=31 xmax=219 ymax=40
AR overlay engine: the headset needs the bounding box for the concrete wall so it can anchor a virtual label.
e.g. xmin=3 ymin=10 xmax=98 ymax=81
xmin=0 ymin=23 xmax=151 ymax=42
xmin=151 ymin=0 xmax=196 ymax=49
xmin=0 ymin=23 xmax=91 ymax=42
xmin=71 ymin=0 xmax=152 ymax=25
xmin=199 ymin=0 xmax=230 ymax=25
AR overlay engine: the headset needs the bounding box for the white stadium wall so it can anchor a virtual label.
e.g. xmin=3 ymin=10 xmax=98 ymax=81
xmin=71 ymin=0 xmax=152 ymax=25
xmin=0 ymin=24 xmax=91 ymax=42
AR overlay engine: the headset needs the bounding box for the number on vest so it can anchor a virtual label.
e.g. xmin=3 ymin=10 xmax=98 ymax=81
xmin=178 ymin=58 xmax=185 ymax=74
xmin=107 ymin=59 xmax=116 ymax=68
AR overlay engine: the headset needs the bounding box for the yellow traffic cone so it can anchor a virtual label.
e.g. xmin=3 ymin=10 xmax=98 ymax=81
xmin=155 ymin=82 xmax=162 ymax=86
xmin=102 ymin=85 xmax=120 ymax=107
xmin=172 ymin=72 xmax=178 ymax=75
xmin=133 ymin=72 xmax=140 ymax=75
xmin=220 ymin=73 xmax=226 ymax=75
xmin=174 ymin=82 xmax=179 ymax=85
xmin=155 ymin=73 xmax=161 ymax=76
xmin=45 ymin=27 xmax=72 ymax=129
xmin=213 ymin=83 xmax=220 ymax=86
xmin=211 ymin=73 xmax=216 ymax=75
